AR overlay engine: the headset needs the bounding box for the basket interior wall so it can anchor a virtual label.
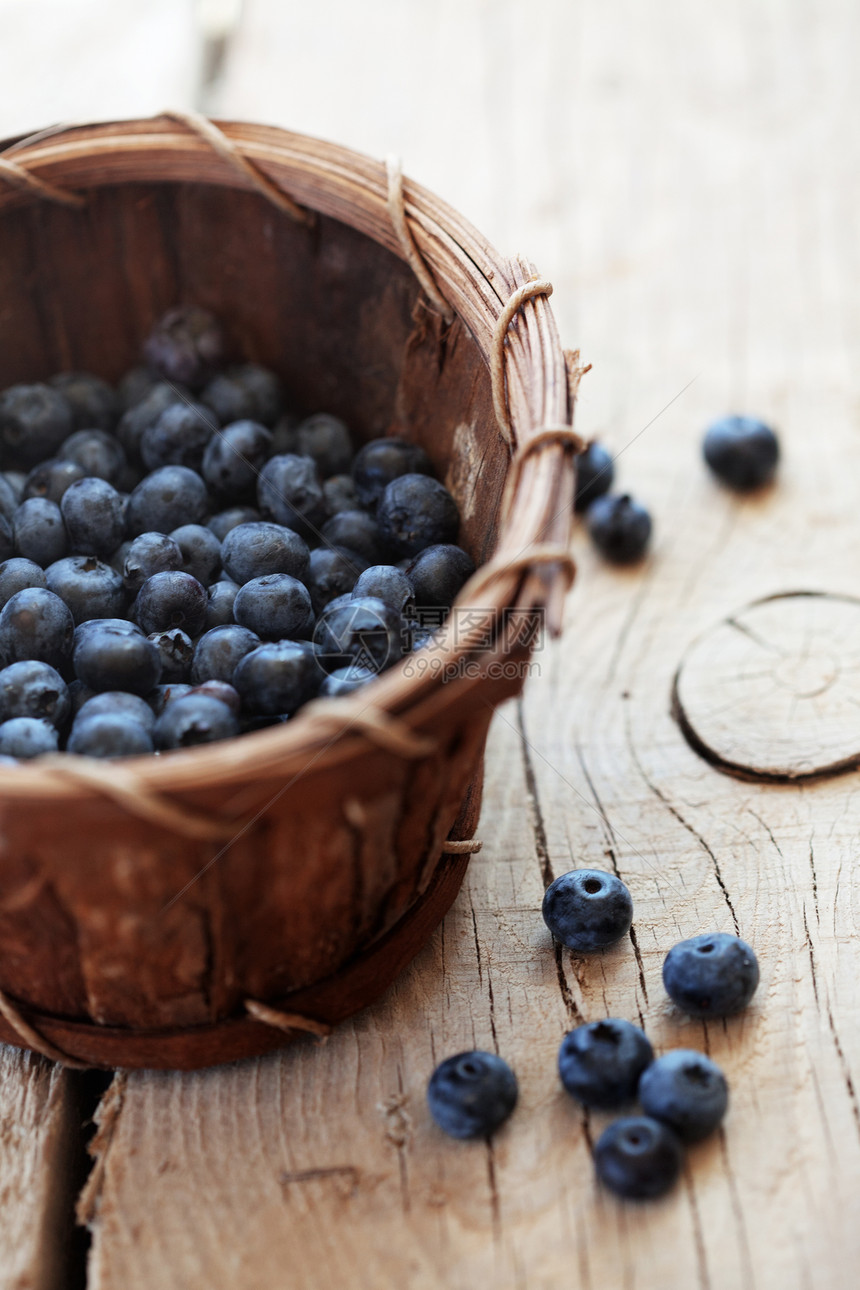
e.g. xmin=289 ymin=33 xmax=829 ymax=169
xmin=0 ymin=181 xmax=507 ymax=563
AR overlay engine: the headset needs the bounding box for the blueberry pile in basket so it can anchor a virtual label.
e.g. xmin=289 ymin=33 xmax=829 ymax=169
xmin=0 ymin=306 xmax=478 ymax=761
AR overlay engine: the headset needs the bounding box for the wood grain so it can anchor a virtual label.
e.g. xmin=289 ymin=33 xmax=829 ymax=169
xmin=0 ymin=1050 xmax=78 ymax=1290
xmin=71 ymin=0 xmax=860 ymax=1285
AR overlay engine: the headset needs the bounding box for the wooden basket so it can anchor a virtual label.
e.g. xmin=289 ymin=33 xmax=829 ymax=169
xmin=0 ymin=115 xmax=582 ymax=1070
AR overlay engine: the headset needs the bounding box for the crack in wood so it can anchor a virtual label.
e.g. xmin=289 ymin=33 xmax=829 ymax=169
xmin=825 ymin=1006 xmax=860 ymax=1143
xmin=516 ymin=696 xmax=554 ymax=889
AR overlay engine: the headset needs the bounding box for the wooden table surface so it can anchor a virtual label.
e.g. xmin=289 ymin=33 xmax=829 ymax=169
xmin=3 ymin=2 xmax=860 ymax=1287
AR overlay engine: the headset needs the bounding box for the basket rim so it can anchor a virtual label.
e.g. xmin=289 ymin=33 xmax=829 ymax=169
xmin=0 ymin=114 xmax=579 ymax=801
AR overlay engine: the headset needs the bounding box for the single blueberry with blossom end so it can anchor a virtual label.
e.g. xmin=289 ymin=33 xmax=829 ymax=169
xmin=73 ymin=622 xmax=161 ymax=695
xmin=201 ymin=364 xmax=283 ymax=428
xmin=67 ymin=713 xmax=154 ymax=758
xmin=191 ymin=625 xmax=260 ymax=685
xmin=234 ymin=573 xmax=315 ymax=641
xmin=23 ymin=458 xmax=87 ymax=504
xmin=170 ymin=523 xmax=222 ymax=586
xmin=233 ymin=640 xmax=320 ymax=716
xmin=377 ymin=474 xmax=460 ymax=558
xmin=257 ymin=454 xmax=327 ymax=539
xmin=13 ymin=498 xmax=67 ymax=567
xmin=77 ymin=690 xmax=156 ymax=734
xmin=306 ymin=546 xmax=367 ymax=614
xmin=323 ymin=474 xmax=359 ymax=515
xmin=594 ymin=1116 xmax=683 ymax=1200
xmin=123 ymin=531 xmax=184 ymax=593
xmin=60 ymin=430 xmax=127 ymax=486
xmin=204 ymin=579 xmax=239 ymax=629
xmin=0 ymin=588 xmax=74 ymax=672
xmin=427 ymin=1051 xmax=518 ymax=1139
xmin=352 ymin=565 xmax=415 ymax=615
xmin=703 ymin=416 xmax=779 ymax=490
xmin=144 ymin=306 xmax=225 ymax=390
xmin=314 ymin=595 xmax=403 ymax=675
xmin=587 ymin=493 xmax=652 ymax=563
xmin=116 ymin=382 xmax=187 ymax=466
xmin=133 ymin=571 xmax=208 ymax=637
xmin=662 ymin=932 xmax=759 ymax=1018
xmin=0 ymin=384 xmax=73 ymax=469
xmin=558 ymin=1019 xmax=653 ymax=1109
xmin=202 ymin=419 xmax=272 ymax=500
xmin=154 ymin=693 xmax=240 ymax=749
xmin=0 ymin=717 xmax=59 ymax=759
xmin=49 ymin=372 xmax=118 ymax=432
xmin=542 ymin=869 xmax=633 ymax=952
xmin=141 ymin=401 xmax=215 ymax=473
xmin=125 ymin=466 xmax=209 ymax=537
xmin=46 ymin=556 xmax=127 ymax=624
xmin=296 ymin=413 xmax=354 ymax=478
xmin=321 ymin=510 xmax=384 ymax=564
xmin=574 ymin=441 xmax=614 ymax=512
xmin=60 ymin=477 xmax=125 ymax=557
xmin=639 ymin=1050 xmax=729 ymax=1142
xmin=220 ymin=521 xmax=309 ymax=585
xmin=0 ymin=660 xmax=69 ymax=728
xmin=0 ymin=559 xmax=46 ymax=609
xmin=406 ymin=544 xmax=474 ymax=608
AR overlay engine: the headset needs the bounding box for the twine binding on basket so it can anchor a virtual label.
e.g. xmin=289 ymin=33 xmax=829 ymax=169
xmin=491 ymin=276 xmax=554 ymax=446
xmin=162 ymin=111 xmax=314 ymax=226
xmin=386 ymin=156 xmax=454 ymax=324
xmin=244 ymin=999 xmax=331 ymax=1039
xmin=0 ymin=152 xmax=85 ymax=207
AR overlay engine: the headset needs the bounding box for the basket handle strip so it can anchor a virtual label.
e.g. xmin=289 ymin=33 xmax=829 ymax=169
xmin=162 ymin=111 xmax=314 ymax=226
xmin=386 ymin=156 xmax=454 ymax=324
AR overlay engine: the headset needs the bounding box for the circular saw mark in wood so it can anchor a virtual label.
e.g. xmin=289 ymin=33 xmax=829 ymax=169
xmin=673 ymin=591 xmax=860 ymax=781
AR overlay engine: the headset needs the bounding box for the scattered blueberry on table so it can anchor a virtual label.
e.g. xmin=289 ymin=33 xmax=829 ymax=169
xmin=586 ymin=493 xmax=652 ymax=564
xmin=593 ymin=1116 xmax=683 ymax=1201
xmin=427 ymin=1050 xmax=518 ymax=1139
xmin=638 ymin=1049 xmax=729 ymax=1142
xmin=663 ymin=932 xmax=760 ymax=1018
xmin=558 ymin=1019 xmax=654 ymax=1109
xmin=703 ymin=415 xmax=779 ymax=490
xmin=0 ymin=305 xmax=479 ymax=761
xmin=542 ymin=868 xmax=634 ymax=951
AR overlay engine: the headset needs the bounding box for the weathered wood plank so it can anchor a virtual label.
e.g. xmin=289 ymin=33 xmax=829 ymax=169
xmin=86 ymin=0 xmax=860 ymax=1287
xmin=0 ymin=1049 xmax=79 ymax=1290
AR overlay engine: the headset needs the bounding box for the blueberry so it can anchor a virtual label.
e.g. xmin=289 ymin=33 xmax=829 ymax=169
xmin=269 ymin=413 xmax=299 ymax=456
xmin=60 ymin=430 xmax=127 ymax=485
xmin=0 ymin=588 xmax=74 ymax=671
xmin=703 ymin=416 xmax=779 ymax=491
xmin=352 ymin=565 xmax=415 ymax=615
xmin=170 ymin=523 xmax=221 ymax=585
xmin=586 ymin=494 xmax=652 ymax=563
xmin=67 ymin=712 xmax=154 ymax=758
xmin=295 ymin=413 xmax=353 ymax=478
xmin=207 ymin=505 xmax=261 ymax=542
xmin=0 ymin=717 xmax=59 ymax=759
xmin=0 ymin=513 xmax=14 ymax=565
xmin=574 ymin=442 xmax=614 ymax=512
xmin=116 ymin=382 xmax=188 ymax=466
xmin=220 ymin=521 xmax=309 ymax=585
xmin=13 ymin=498 xmax=67 ymax=566
xmin=188 ymin=679 xmax=241 ymax=714
xmin=0 ymin=474 xmax=23 ymax=515
xmin=542 ymin=869 xmax=633 ymax=952
xmin=45 ymin=556 xmax=127 ymax=624
xmin=0 ymin=384 xmax=73 ymax=469
xmin=144 ymin=306 xmax=225 ymax=390
xmin=133 ymin=571 xmax=208 ymax=636
xmin=201 ymin=419 xmax=273 ymax=500
xmin=318 ymin=665 xmax=376 ymax=697
xmin=73 ymin=621 xmax=161 ymax=695
xmin=205 ymin=579 xmax=239 ymax=629
xmin=125 ymin=466 xmax=209 ymax=536
xmin=323 ymin=474 xmax=359 ymax=515
xmin=154 ymin=693 xmax=239 ymax=749
xmin=233 ymin=640 xmax=320 ymax=715
xmin=427 ymin=1051 xmax=518 ymax=1139
xmin=191 ymin=625 xmax=260 ymax=684
xmin=594 ymin=1116 xmax=683 ymax=1201
xmin=314 ymin=595 xmax=403 ymax=674
xmin=321 ymin=510 xmax=384 ymax=564
xmin=257 ymin=453 xmax=326 ymax=538
xmin=377 ymin=474 xmax=459 ymax=557
xmin=201 ymin=364 xmax=283 ymax=427
xmin=66 ymin=679 xmax=96 ymax=717
xmin=0 ymin=660 xmax=69 ymax=728
xmin=123 ymin=531 xmax=184 ymax=593
xmin=406 ymin=544 xmax=475 ymax=608
xmin=77 ymin=690 xmax=156 ymax=733
xmin=60 ymin=477 xmax=125 ymax=557
xmin=306 ymin=546 xmax=367 ymax=614
xmin=117 ymin=366 xmax=158 ymax=411
xmin=639 ymin=1050 xmax=728 ymax=1142
xmin=23 ymin=458 xmax=87 ymax=503
xmin=147 ymin=628 xmax=194 ymax=683
xmin=662 ymin=933 xmax=759 ymax=1018
xmin=352 ymin=437 xmax=433 ymax=510
xmin=233 ymin=573 xmax=314 ymax=640
xmin=49 ymin=372 xmax=118 ymax=432
xmin=141 ymin=400 xmax=215 ymax=473
xmin=558 ymin=1019 xmax=653 ymax=1109
xmin=0 ymin=558 xmax=46 ymax=608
